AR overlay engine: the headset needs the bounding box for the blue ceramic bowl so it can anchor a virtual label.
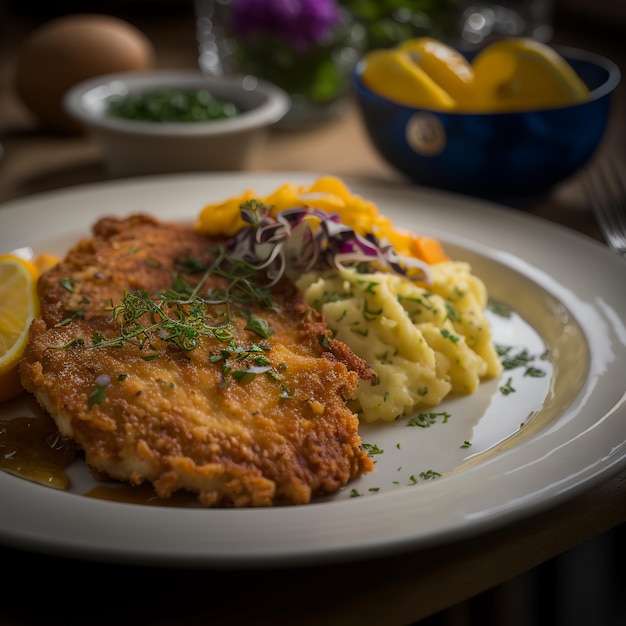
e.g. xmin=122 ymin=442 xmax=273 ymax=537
xmin=353 ymin=45 xmax=620 ymax=201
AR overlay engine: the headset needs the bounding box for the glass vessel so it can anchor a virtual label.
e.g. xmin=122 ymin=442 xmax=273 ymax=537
xmin=196 ymin=0 xmax=364 ymax=128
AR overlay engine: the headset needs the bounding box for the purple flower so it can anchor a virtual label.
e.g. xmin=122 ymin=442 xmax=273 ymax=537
xmin=230 ymin=0 xmax=343 ymax=52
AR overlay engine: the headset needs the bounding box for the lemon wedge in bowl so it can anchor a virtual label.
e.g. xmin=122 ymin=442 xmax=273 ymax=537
xmin=471 ymin=37 xmax=590 ymax=112
xmin=0 ymin=254 xmax=40 ymax=402
xmin=397 ymin=37 xmax=475 ymax=104
xmin=359 ymin=47 xmax=458 ymax=110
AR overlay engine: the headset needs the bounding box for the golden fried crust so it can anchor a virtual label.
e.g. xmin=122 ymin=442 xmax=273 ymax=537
xmin=20 ymin=215 xmax=374 ymax=506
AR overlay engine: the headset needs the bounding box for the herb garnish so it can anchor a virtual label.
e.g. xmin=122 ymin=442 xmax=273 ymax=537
xmin=496 ymin=345 xmax=548 ymax=378
xmin=499 ymin=377 xmax=516 ymax=395
xmin=440 ymin=328 xmax=459 ymax=343
xmin=88 ymin=384 xmax=106 ymax=408
xmin=488 ymin=298 xmax=512 ymax=318
xmin=83 ymin=246 xmax=278 ymax=353
xmin=362 ymin=442 xmax=384 ymax=455
xmin=419 ymin=470 xmax=442 ymax=480
xmin=60 ymin=277 xmax=74 ymax=292
xmin=407 ymin=411 xmax=451 ymax=428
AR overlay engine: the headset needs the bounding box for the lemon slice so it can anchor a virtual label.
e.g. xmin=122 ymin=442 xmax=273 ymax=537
xmin=360 ymin=48 xmax=457 ymax=110
xmin=471 ymin=38 xmax=589 ymax=112
xmin=397 ymin=37 xmax=475 ymax=103
xmin=0 ymin=254 xmax=40 ymax=402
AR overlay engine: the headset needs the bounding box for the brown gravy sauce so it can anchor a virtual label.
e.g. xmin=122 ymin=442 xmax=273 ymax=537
xmin=0 ymin=414 xmax=77 ymax=490
xmin=1 ymin=411 xmax=195 ymax=506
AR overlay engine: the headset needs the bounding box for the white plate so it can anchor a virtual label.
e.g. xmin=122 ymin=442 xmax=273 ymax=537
xmin=1 ymin=172 xmax=625 ymax=569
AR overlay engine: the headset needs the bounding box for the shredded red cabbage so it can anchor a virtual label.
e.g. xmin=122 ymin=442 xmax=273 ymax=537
xmin=225 ymin=200 xmax=432 ymax=286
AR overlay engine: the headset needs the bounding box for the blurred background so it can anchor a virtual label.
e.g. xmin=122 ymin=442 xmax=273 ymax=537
xmin=1 ymin=0 xmax=624 ymax=191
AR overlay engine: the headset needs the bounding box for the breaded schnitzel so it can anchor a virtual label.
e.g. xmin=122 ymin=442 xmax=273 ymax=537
xmin=20 ymin=215 xmax=375 ymax=507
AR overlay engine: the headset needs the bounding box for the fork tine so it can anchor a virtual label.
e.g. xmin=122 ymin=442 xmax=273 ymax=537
xmin=607 ymin=159 xmax=626 ymax=240
xmin=599 ymin=161 xmax=626 ymax=232
xmin=584 ymin=158 xmax=626 ymax=254
xmin=584 ymin=164 xmax=612 ymax=241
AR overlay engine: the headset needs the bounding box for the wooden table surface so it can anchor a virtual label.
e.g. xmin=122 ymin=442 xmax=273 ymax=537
xmin=1 ymin=5 xmax=625 ymax=626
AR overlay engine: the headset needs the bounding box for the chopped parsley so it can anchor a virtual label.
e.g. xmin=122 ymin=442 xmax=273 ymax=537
xmin=407 ymin=411 xmax=451 ymax=428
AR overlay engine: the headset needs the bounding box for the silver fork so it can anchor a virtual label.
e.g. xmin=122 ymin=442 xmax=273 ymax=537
xmin=583 ymin=158 xmax=626 ymax=257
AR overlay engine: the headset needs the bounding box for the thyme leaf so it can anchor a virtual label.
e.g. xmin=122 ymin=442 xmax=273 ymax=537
xmin=85 ymin=245 xmax=278 ymax=353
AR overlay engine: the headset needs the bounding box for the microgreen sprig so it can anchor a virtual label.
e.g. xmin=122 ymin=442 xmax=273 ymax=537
xmin=87 ymin=245 xmax=278 ymax=352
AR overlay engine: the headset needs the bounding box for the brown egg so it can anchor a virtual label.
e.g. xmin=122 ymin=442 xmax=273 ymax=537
xmin=14 ymin=13 xmax=156 ymax=133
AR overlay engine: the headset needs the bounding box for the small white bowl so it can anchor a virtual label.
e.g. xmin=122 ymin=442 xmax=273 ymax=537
xmin=64 ymin=69 xmax=290 ymax=177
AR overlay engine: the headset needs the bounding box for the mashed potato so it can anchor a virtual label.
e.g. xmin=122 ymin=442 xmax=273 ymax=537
xmin=297 ymin=263 xmax=502 ymax=423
